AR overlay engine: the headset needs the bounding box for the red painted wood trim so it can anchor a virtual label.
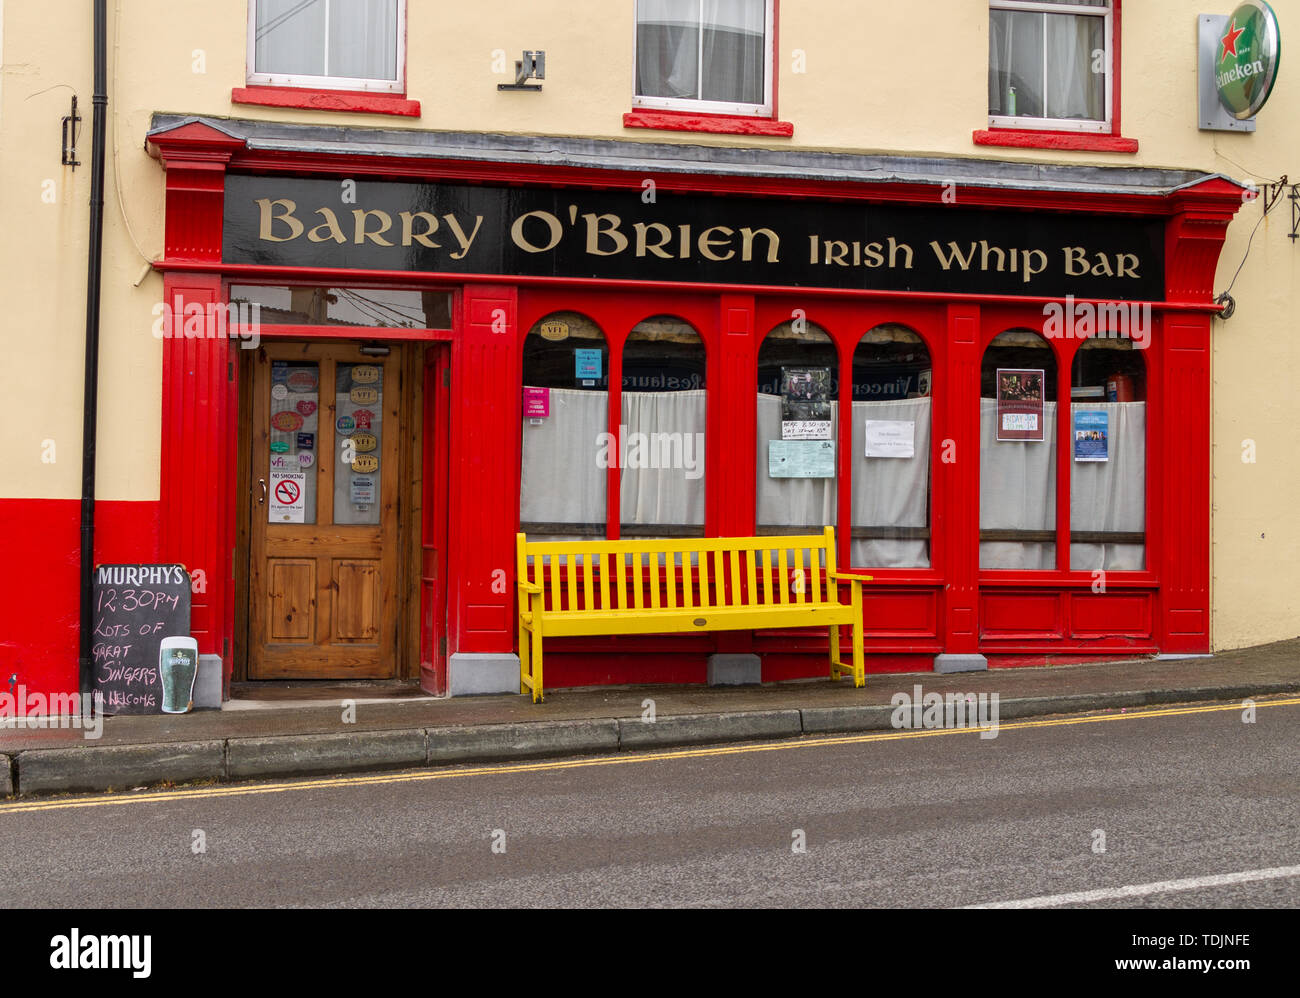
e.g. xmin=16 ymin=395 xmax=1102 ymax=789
xmin=623 ymin=110 xmax=794 ymax=136
xmin=204 ymin=146 xmax=1247 ymax=217
xmin=231 ymin=86 xmax=421 ymax=117
xmin=158 ymin=261 xmax=1230 ymax=314
xmin=973 ymin=129 xmax=1139 ymax=153
xmin=160 ymin=274 xmax=231 ymax=663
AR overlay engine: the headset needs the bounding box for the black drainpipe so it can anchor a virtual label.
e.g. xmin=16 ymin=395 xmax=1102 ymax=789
xmin=78 ymin=0 xmax=109 ymax=694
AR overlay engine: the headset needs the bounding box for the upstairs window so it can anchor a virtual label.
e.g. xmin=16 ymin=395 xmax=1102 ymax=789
xmin=988 ymin=0 xmax=1113 ymax=132
xmin=249 ymin=0 xmax=404 ymax=93
xmin=635 ymin=0 xmax=773 ymax=116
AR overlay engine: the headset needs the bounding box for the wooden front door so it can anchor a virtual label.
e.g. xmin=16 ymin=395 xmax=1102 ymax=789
xmin=248 ymin=342 xmax=401 ymax=678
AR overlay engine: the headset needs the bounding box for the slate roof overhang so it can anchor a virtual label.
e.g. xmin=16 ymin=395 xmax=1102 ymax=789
xmin=147 ymin=113 xmax=1248 ymax=201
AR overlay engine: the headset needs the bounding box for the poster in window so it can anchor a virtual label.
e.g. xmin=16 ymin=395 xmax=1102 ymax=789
xmin=1073 ymin=410 xmax=1109 ymax=462
xmin=996 ymin=368 xmax=1045 ymax=442
xmin=781 ymin=366 xmax=832 ymax=439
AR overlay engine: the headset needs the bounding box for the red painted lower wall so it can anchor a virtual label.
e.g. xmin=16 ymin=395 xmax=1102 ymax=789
xmin=0 ymin=498 xmax=160 ymax=700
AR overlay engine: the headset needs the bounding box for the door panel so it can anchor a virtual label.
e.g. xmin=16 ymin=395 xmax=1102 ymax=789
xmin=249 ymin=342 xmax=401 ymax=679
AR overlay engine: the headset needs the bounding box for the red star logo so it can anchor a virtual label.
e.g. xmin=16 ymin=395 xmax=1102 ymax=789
xmin=1220 ymin=18 xmax=1245 ymax=63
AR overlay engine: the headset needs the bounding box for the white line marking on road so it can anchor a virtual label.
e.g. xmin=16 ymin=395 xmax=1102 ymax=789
xmin=963 ymin=864 xmax=1300 ymax=908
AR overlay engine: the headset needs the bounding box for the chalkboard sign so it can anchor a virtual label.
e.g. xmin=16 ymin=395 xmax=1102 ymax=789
xmin=92 ymin=564 xmax=192 ymax=715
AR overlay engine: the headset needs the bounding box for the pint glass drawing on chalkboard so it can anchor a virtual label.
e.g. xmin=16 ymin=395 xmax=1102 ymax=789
xmin=159 ymin=636 xmax=200 ymax=714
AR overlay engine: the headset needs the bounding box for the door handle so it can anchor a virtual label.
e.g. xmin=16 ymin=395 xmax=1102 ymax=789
xmin=257 ymin=478 xmax=267 ymax=505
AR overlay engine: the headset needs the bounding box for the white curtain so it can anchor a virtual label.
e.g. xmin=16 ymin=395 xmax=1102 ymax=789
xmin=256 ymin=0 xmax=397 ymax=81
xmin=1070 ymin=402 xmax=1145 ymax=570
xmin=620 ymin=390 xmax=707 ymax=530
xmin=329 ymin=0 xmax=398 ymax=81
xmin=980 ymin=399 xmax=1057 ymax=569
xmin=637 ymin=0 xmax=765 ymax=104
xmin=519 ymin=388 xmax=608 ymax=543
xmin=851 ymin=397 xmax=931 ymax=568
xmin=989 ymin=6 xmax=1104 ymax=120
xmin=756 ymin=394 xmax=836 ymax=533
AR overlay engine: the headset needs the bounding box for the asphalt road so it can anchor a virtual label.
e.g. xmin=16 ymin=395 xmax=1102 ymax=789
xmin=1 ymin=698 xmax=1297 ymax=908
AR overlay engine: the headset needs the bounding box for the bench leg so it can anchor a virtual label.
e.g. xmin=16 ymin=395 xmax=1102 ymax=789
xmin=851 ymin=618 xmax=865 ymax=688
xmin=829 ymin=624 xmax=842 ymax=682
xmin=518 ymin=612 xmax=531 ymax=697
xmin=530 ymin=613 xmax=545 ymax=703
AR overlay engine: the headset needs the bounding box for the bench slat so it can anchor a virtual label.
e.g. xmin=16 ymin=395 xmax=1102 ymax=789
xmin=566 ymin=554 xmax=577 ymax=612
xmin=698 ymin=547 xmax=710 ymax=608
xmin=632 ymin=552 xmax=644 ymax=610
xmin=649 ymin=551 xmax=661 ymax=610
xmin=583 ymin=551 xmax=595 ymax=611
xmin=778 ymin=548 xmax=789 ymax=605
xmin=598 ymin=550 xmax=611 ymax=610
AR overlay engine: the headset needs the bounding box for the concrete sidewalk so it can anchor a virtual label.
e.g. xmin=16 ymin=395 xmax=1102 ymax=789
xmin=3 ymin=638 xmax=1299 ymax=797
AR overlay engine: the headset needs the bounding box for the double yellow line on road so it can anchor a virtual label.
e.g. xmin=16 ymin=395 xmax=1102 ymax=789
xmin=3 ymin=696 xmax=1295 ymax=815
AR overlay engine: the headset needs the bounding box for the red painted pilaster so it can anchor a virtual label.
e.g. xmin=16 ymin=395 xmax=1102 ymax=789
xmin=716 ymin=294 xmax=757 ymax=536
xmin=1159 ymin=316 xmax=1212 ymax=653
xmin=450 ymin=284 xmax=519 ymax=655
xmin=938 ymin=305 xmax=982 ymax=653
xmin=158 ymin=274 xmax=232 ymax=667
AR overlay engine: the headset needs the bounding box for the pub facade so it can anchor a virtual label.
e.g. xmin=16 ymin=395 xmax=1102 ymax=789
xmin=2 ymin=0 xmax=1292 ymax=705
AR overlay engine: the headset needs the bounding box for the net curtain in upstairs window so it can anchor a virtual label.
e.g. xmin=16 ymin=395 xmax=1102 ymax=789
xmin=636 ymin=0 xmax=767 ymax=106
xmin=988 ymin=1 xmax=1106 ymax=121
xmin=255 ymin=0 xmax=399 ymax=82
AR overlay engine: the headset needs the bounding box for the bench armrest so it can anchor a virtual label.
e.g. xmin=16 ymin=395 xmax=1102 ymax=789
xmin=518 ymin=581 xmax=544 ymax=594
xmin=828 ymin=572 xmax=873 ymax=583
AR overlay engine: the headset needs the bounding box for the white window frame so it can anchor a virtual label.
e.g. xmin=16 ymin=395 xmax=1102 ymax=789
xmin=632 ymin=0 xmax=775 ymax=117
xmin=246 ymin=0 xmax=406 ymax=94
xmin=988 ymin=0 xmax=1113 ymax=133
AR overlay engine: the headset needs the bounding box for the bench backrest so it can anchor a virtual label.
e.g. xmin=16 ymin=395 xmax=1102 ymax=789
xmin=517 ymin=527 xmax=840 ymax=614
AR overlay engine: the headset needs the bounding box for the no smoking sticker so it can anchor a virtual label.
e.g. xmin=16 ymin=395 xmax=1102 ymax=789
xmin=269 ymin=471 xmax=306 ymax=523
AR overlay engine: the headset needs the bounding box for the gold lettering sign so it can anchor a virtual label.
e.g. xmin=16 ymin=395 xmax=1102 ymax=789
xmin=351 ymin=432 xmax=378 ymax=453
xmin=539 ymin=321 xmax=569 ymax=342
xmin=352 ymin=365 xmax=380 ymax=384
xmin=350 ymin=386 xmax=379 ymax=405
xmin=351 ymin=453 xmax=379 ymax=473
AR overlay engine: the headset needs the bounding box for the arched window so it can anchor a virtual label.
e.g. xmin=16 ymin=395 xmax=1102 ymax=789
xmin=620 ymin=316 xmax=707 ymax=538
xmin=519 ymin=311 xmax=609 ymax=541
xmin=851 ymin=325 xmax=932 ymax=568
xmin=1070 ymin=335 xmax=1146 ymax=570
xmin=980 ymin=329 xmax=1058 ymax=569
xmin=756 ymin=319 xmax=838 ymax=536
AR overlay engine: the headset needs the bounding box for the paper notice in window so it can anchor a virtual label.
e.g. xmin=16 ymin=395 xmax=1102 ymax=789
xmin=863 ymin=420 xmax=915 ymax=458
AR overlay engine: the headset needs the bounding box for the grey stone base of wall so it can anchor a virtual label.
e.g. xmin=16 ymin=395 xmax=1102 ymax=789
xmin=934 ymin=653 xmax=989 ymax=674
xmin=196 ymin=654 xmax=223 ymax=709
xmin=449 ymin=652 xmax=522 ymax=696
xmin=1 ymin=755 xmax=11 ymax=796
xmin=707 ymin=653 xmax=762 ymax=686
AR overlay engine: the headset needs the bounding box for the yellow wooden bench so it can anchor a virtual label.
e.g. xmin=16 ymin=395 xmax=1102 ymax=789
xmin=516 ymin=526 xmax=868 ymax=702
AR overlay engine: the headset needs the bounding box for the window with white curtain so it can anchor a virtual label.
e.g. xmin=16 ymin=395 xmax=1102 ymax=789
xmin=620 ymin=317 xmax=707 ymax=539
xmin=988 ymin=0 xmax=1112 ymax=131
xmin=1069 ymin=336 xmax=1146 ymax=570
xmin=756 ymin=321 xmax=838 ymax=537
xmin=519 ymin=313 xmax=609 ymax=543
xmin=980 ymin=330 xmax=1059 ymax=570
xmin=635 ymin=0 xmax=773 ymax=116
xmin=249 ymin=0 xmax=404 ymax=92
xmin=851 ymin=326 xmax=932 ymax=569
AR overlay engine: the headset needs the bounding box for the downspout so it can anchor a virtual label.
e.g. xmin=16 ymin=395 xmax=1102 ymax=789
xmin=78 ymin=0 xmax=108 ymax=694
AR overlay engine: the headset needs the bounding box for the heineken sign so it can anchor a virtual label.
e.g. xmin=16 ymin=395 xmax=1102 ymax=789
xmin=1216 ymin=1 xmax=1281 ymax=119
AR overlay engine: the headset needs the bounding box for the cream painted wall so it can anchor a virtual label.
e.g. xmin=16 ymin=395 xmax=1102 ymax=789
xmin=0 ymin=2 xmax=1296 ymax=647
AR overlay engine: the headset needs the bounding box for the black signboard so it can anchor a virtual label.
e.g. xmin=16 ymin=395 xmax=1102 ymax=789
xmin=92 ymin=564 xmax=191 ymax=715
xmin=223 ymin=174 xmax=1166 ymax=300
